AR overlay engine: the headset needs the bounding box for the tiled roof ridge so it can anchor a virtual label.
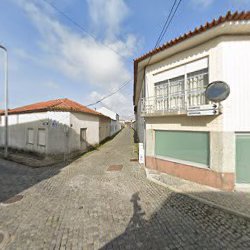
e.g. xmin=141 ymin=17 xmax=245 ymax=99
xmin=134 ymin=10 xmax=250 ymax=63
xmin=0 ymin=98 xmax=106 ymax=117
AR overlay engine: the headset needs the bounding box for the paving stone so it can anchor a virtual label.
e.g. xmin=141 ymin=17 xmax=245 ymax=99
xmin=0 ymin=128 xmax=250 ymax=249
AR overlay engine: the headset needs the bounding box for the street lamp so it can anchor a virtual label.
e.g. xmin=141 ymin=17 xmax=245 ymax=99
xmin=0 ymin=44 xmax=8 ymax=158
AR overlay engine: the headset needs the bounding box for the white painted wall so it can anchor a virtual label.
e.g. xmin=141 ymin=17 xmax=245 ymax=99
xmin=0 ymin=112 xmax=70 ymax=154
xmin=99 ymin=116 xmax=111 ymax=142
xmin=68 ymin=112 xmax=99 ymax=153
xmin=136 ymin=89 xmax=145 ymax=143
xmin=97 ymin=107 xmax=121 ymax=136
xmin=220 ymin=36 xmax=250 ymax=132
xmin=97 ymin=107 xmax=118 ymax=121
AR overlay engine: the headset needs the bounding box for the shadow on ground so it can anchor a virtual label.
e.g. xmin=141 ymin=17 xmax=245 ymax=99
xmin=0 ymin=158 xmax=69 ymax=203
xmin=101 ymin=191 xmax=250 ymax=250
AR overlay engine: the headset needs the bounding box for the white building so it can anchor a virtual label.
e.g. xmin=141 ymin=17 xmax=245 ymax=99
xmin=97 ymin=107 xmax=121 ymax=136
xmin=134 ymin=11 xmax=250 ymax=191
xmin=0 ymin=98 xmax=111 ymax=157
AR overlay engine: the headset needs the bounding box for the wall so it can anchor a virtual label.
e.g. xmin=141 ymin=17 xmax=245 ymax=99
xmin=110 ymin=120 xmax=121 ymax=136
xmin=46 ymin=112 xmax=71 ymax=155
xmin=68 ymin=112 xmax=99 ymax=154
xmin=221 ymin=36 xmax=250 ymax=132
xmin=135 ymin=88 xmax=145 ymax=143
xmin=97 ymin=107 xmax=117 ymax=121
xmin=0 ymin=112 xmax=51 ymax=154
xmin=99 ymin=116 xmax=111 ymax=142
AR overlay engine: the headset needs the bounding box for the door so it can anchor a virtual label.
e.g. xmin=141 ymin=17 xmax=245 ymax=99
xmin=236 ymin=134 xmax=250 ymax=183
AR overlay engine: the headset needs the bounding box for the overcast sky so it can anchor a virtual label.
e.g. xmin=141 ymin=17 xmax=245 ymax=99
xmin=0 ymin=0 xmax=249 ymax=119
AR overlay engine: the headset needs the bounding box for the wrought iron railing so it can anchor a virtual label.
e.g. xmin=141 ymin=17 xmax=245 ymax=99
xmin=141 ymin=88 xmax=207 ymax=116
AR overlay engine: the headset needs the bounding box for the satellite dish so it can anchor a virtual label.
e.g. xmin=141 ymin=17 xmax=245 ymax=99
xmin=205 ymin=81 xmax=230 ymax=103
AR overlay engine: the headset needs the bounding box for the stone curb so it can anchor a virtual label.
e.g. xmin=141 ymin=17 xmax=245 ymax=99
xmin=145 ymin=168 xmax=250 ymax=221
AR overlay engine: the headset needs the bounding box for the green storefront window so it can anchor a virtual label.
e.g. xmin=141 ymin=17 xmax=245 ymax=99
xmin=155 ymin=130 xmax=210 ymax=166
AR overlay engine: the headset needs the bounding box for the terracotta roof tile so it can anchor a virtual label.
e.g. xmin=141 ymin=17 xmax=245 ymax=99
xmin=133 ymin=10 xmax=250 ymax=104
xmin=0 ymin=98 xmax=107 ymax=117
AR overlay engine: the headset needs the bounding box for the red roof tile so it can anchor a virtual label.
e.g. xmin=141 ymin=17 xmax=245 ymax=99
xmin=133 ymin=11 xmax=250 ymax=104
xmin=0 ymin=98 xmax=106 ymax=117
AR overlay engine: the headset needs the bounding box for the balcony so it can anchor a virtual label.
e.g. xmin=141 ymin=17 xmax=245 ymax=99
xmin=141 ymin=89 xmax=208 ymax=117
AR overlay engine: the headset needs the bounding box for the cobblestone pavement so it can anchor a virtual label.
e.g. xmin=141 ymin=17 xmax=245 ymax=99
xmin=147 ymin=169 xmax=250 ymax=219
xmin=1 ymin=128 xmax=250 ymax=250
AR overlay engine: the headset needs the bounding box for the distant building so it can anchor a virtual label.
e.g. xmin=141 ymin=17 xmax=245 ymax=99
xmin=0 ymin=98 xmax=111 ymax=157
xmin=134 ymin=11 xmax=250 ymax=191
xmin=97 ymin=107 xmax=121 ymax=136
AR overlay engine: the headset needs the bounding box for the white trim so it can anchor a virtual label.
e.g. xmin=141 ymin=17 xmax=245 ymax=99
xmin=155 ymin=154 xmax=210 ymax=170
xmin=234 ymin=184 xmax=250 ymax=192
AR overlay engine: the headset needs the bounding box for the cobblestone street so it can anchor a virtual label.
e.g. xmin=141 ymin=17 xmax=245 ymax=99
xmin=1 ymin=128 xmax=250 ymax=249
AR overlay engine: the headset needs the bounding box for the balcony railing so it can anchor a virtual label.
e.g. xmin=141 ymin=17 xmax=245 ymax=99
xmin=141 ymin=88 xmax=207 ymax=116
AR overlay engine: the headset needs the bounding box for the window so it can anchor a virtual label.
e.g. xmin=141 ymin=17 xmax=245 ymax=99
xmin=155 ymin=130 xmax=209 ymax=166
xmin=27 ymin=128 xmax=34 ymax=144
xmin=80 ymin=128 xmax=87 ymax=142
xmin=154 ymin=68 xmax=208 ymax=111
xmin=155 ymin=75 xmax=185 ymax=112
xmin=187 ymin=68 xmax=209 ymax=106
xmin=38 ymin=129 xmax=46 ymax=146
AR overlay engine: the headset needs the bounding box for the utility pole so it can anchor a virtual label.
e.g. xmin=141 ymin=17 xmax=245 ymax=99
xmin=0 ymin=45 xmax=8 ymax=158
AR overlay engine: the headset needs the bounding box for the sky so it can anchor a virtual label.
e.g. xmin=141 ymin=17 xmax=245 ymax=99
xmin=0 ymin=0 xmax=249 ymax=119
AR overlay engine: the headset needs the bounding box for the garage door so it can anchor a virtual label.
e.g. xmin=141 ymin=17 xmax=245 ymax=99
xmin=236 ymin=134 xmax=250 ymax=183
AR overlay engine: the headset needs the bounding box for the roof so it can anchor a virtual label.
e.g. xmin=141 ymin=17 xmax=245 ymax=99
xmin=133 ymin=10 xmax=250 ymax=105
xmin=0 ymin=98 xmax=107 ymax=117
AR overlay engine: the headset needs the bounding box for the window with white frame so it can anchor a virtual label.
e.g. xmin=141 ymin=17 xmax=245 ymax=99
xmin=155 ymin=75 xmax=185 ymax=112
xmin=154 ymin=67 xmax=208 ymax=111
xmin=27 ymin=128 xmax=34 ymax=144
xmin=187 ymin=68 xmax=209 ymax=106
xmin=38 ymin=129 xmax=46 ymax=146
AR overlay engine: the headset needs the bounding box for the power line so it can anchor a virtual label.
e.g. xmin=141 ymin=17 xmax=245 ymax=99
xmin=147 ymin=0 xmax=182 ymax=67
xmin=42 ymin=0 xmax=126 ymax=59
xmin=43 ymin=0 xmax=182 ymax=108
xmin=154 ymin=0 xmax=178 ymax=49
xmin=87 ymin=1 xmax=182 ymax=107
xmin=88 ymin=0 xmax=182 ymax=107
xmin=157 ymin=0 xmax=182 ymax=47
xmin=86 ymin=79 xmax=132 ymax=107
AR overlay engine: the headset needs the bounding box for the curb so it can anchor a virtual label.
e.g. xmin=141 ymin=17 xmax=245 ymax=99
xmin=145 ymin=168 xmax=250 ymax=221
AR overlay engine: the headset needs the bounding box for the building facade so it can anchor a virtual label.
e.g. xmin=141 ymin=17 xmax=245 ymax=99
xmin=0 ymin=99 xmax=111 ymax=157
xmin=134 ymin=11 xmax=250 ymax=191
xmin=97 ymin=107 xmax=121 ymax=136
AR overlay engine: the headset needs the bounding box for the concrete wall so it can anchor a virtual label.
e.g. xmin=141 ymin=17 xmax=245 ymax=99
xmin=0 ymin=112 xmax=52 ymax=154
xmin=220 ymin=36 xmax=250 ymax=132
xmin=68 ymin=112 xmax=100 ymax=153
xmin=110 ymin=119 xmax=121 ymax=137
xmin=135 ymin=89 xmax=145 ymax=143
xmin=99 ymin=116 xmax=111 ymax=142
